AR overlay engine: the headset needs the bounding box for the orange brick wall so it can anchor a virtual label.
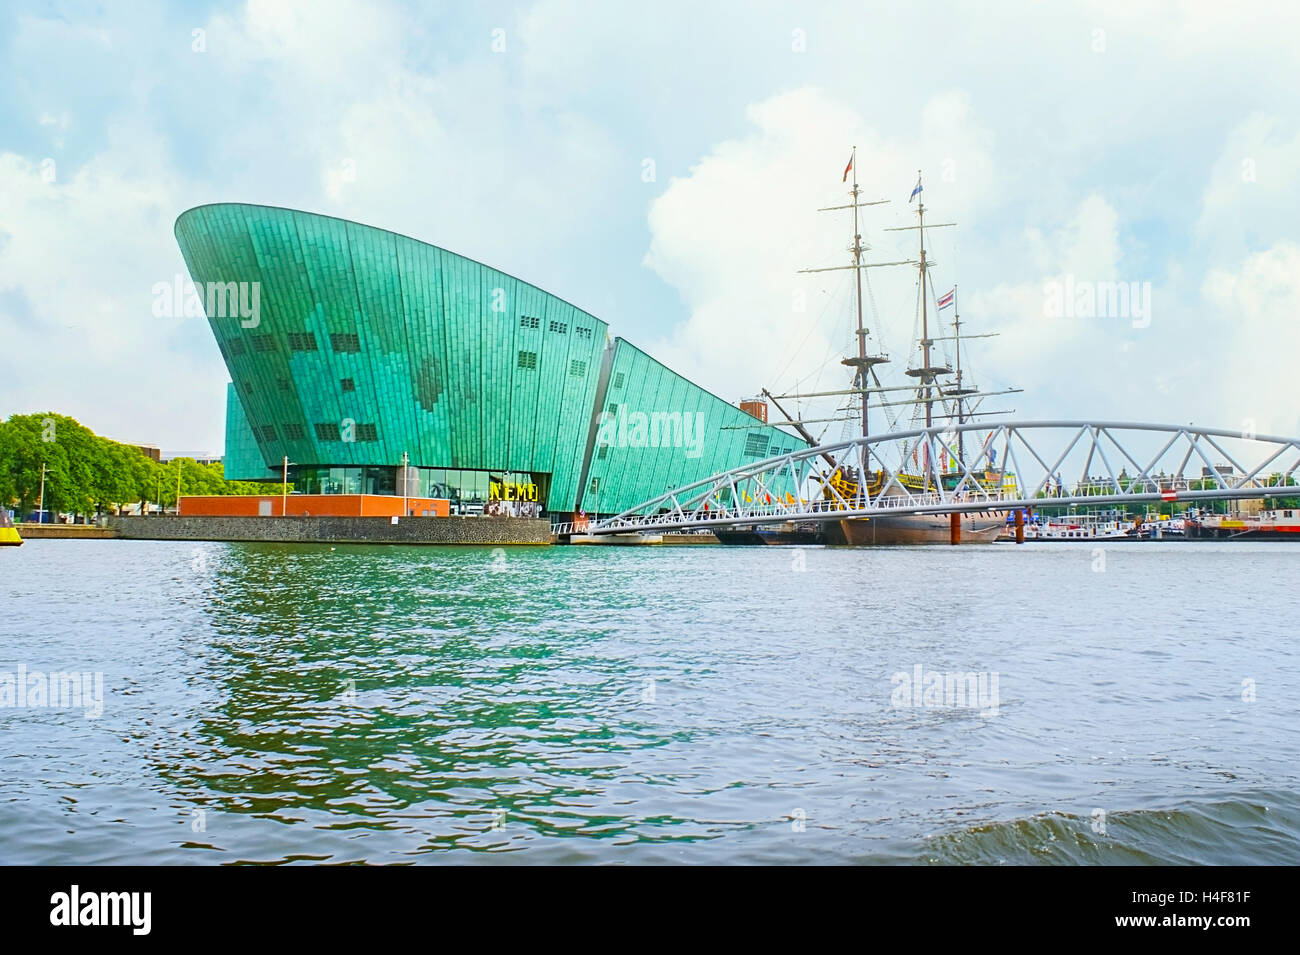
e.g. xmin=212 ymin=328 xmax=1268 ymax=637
xmin=180 ymin=495 xmax=450 ymax=518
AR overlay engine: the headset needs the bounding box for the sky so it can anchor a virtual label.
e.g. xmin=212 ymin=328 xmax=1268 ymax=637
xmin=1 ymin=0 xmax=1298 ymax=456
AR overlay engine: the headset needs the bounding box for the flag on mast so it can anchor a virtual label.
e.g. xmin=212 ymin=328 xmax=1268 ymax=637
xmin=909 ymin=174 xmax=922 ymax=202
xmin=937 ymin=288 xmax=955 ymax=310
xmin=842 ymin=152 xmax=854 ymax=183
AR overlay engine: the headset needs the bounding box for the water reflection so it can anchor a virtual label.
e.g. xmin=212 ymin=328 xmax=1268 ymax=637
xmin=6 ymin=539 xmax=1300 ymax=864
xmin=172 ymin=545 xmax=718 ymax=854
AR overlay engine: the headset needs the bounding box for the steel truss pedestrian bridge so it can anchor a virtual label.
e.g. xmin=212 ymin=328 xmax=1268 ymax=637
xmin=553 ymin=421 xmax=1300 ymax=536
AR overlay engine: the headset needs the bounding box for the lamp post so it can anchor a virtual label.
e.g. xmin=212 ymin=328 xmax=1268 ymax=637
xmin=175 ymin=459 xmax=182 ymax=516
xmin=282 ymin=456 xmax=289 ymax=517
xmin=401 ymin=451 xmax=409 ymax=517
xmin=38 ymin=462 xmax=46 ymax=523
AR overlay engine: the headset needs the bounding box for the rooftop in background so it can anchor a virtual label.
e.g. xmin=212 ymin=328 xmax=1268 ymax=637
xmin=160 ymin=456 xmax=224 ymax=468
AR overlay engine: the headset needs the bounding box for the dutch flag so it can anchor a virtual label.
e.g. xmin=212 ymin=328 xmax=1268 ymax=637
xmin=937 ymin=288 xmax=955 ymax=310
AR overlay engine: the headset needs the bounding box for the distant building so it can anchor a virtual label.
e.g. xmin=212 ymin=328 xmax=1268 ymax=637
xmin=159 ymin=455 xmax=223 ymax=467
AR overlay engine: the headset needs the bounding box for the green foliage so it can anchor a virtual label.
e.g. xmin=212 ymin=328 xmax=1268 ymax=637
xmin=0 ymin=412 xmax=289 ymax=517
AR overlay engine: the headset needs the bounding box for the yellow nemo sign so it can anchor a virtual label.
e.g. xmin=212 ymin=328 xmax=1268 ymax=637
xmin=489 ymin=479 xmax=538 ymax=502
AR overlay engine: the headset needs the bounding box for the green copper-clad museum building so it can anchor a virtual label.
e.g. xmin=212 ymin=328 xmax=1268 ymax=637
xmin=176 ymin=203 xmax=804 ymax=516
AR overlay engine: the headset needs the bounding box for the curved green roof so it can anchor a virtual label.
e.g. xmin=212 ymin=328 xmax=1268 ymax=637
xmin=178 ymin=203 xmax=806 ymax=513
xmin=176 ymin=203 xmax=609 ymax=508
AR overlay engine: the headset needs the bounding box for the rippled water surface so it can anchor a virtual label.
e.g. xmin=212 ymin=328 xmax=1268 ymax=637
xmin=3 ymin=539 xmax=1298 ymax=864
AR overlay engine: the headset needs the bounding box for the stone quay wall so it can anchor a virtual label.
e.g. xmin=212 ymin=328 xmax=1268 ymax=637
xmin=106 ymin=515 xmax=552 ymax=546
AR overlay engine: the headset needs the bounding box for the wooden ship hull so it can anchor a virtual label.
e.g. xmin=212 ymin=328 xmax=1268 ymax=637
xmin=831 ymin=512 xmax=1003 ymax=545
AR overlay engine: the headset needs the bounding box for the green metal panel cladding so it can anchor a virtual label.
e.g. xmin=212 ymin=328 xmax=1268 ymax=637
xmin=223 ymin=382 xmax=270 ymax=480
xmin=579 ymin=339 xmax=807 ymax=514
xmin=181 ymin=204 xmax=808 ymax=513
xmin=176 ymin=203 xmax=609 ymax=509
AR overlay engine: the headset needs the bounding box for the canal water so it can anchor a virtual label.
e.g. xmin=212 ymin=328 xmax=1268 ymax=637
xmin=2 ymin=539 xmax=1297 ymax=864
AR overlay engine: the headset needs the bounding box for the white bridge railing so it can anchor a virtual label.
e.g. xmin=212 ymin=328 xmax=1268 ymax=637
xmin=557 ymin=420 xmax=1300 ymax=536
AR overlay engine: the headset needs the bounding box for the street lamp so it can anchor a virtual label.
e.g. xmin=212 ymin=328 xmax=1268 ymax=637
xmin=401 ymin=450 xmax=409 ymax=516
xmin=282 ymin=456 xmax=290 ymax=516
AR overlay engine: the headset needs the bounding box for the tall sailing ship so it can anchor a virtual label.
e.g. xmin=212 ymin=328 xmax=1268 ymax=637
xmin=755 ymin=150 xmax=1020 ymax=545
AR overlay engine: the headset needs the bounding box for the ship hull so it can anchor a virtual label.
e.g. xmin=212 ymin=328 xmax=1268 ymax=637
xmin=1185 ymin=523 xmax=1300 ymax=540
xmin=832 ymin=513 xmax=1004 ymax=545
xmin=713 ymin=523 xmax=825 ymax=545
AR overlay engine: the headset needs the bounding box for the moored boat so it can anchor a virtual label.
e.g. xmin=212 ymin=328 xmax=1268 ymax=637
xmin=713 ymin=521 xmax=825 ymax=545
xmin=1022 ymin=512 xmax=1139 ymax=541
xmin=757 ymin=158 xmax=1019 ymax=546
xmin=1185 ymin=507 xmax=1300 ymax=539
xmin=1140 ymin=516 xmax=1185 ymax=539
xmin=716 ymin=157 xmax=1024 ymax=547
xmin=831 ymin=511 xmax=1004 ymax=545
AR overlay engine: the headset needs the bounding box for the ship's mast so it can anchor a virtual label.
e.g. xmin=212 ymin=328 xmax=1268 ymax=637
xmin=774 ymin=164 xmax=1021 ymax=483
xmin=953 ymin=285 xmax=965 ymax=465
xmin=850 ymin=149 xmax=870 ymax=441
xmin=918 ymin=176 xmax=933 ymax=430
xmin=762 ymin=388 xmax=839 ymax=469
xmin=887 ymin=171 xmax=956 ymax=484
xmin=946 ymin=287 xmax=1007 ymax=467
xmin=797 ymin=148 xmax=899 ymax=472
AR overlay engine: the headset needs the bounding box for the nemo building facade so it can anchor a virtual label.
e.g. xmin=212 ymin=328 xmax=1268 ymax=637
xmin=176 ymin=203 xmax=805 ymax=520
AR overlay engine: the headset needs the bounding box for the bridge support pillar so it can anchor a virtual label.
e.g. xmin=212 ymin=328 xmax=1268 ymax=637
xmin=1015 ymin=508 xmax=1025 ymax=544
xmin=949 ymin=512 xmax=961 ymax=545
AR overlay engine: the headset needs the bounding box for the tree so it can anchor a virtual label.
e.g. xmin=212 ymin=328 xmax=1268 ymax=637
xmin=0 ymin=412 xmax=293 ymax=517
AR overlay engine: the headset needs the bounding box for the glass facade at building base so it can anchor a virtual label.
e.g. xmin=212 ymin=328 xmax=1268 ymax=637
xmin=292 ymin=466 xmax=544 ymax=517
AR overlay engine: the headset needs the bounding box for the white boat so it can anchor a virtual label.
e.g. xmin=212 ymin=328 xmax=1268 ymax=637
xmin=1023 ymin=512 xmax=1138 ymax=541
xmin=1140 ymin=517 xmax=1185 ymax=539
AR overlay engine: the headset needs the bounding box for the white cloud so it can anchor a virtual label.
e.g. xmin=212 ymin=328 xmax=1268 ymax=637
xmin=641 ymin=86 xmax=998 ymax=437
xmin=5 ymin=0 xmax=1300 ymax=456
xmin=0 ymin=0 xmax=628 ymax=452
xmin=0 ymin=137 xmax=228 ymax=450
xmin=1196 ymin=113 xmax=1300 ymax=255
xmin=974 ymin=194 xmax=1122 ymax=360
xmin=1201 ymin=241 xmax=1300 ymax=437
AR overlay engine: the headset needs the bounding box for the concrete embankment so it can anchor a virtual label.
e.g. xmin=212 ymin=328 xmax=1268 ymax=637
xmin=552 ymin=531 xmax=719 ymax=545
xmin=106 ymin=515 xmax=551 ymax=545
